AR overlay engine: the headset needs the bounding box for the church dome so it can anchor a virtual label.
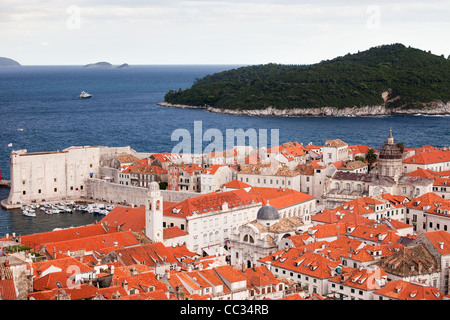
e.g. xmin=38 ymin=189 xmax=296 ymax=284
xmin=379 ymin=129 xmax=402 ymax=160
xmin=257 ymin=204 xmax=280 ymax=221
xmin=379 ymin=143 xmax=403 ymax=160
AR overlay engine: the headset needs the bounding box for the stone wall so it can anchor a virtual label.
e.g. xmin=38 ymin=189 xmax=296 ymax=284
xmin=160 ymin=189 xmax=199 ymax=203
xmin=85 ymin=179 xmax=199 ymax=207
xmin=85 ymin=178 xmax=148 ymax=207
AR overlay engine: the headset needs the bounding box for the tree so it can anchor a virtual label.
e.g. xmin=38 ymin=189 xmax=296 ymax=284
xmin=396 ymin=142 xmax=405 ymax=153
xmin=355 ymin=156 xmax=366 ymax=162
xmin=365 ymin=148 xmax=378 ymax=171
xmin=159 ymin=182 xmax=168 ymax=190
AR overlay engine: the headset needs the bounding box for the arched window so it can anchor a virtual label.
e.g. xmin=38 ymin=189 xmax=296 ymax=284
xmin=243 ymin=234 xmax=254 ymax=243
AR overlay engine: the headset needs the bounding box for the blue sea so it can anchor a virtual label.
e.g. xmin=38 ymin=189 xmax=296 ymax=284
xmin=0 ymin=65 xmax=449 ymax=237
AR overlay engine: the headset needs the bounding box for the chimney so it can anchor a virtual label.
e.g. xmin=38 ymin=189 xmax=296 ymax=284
xmin=121 ymin=279 xmax=128 ymax=291
xmin=176 ymin=285 xmax=186 ymax=300
xmin=165 ymin=269 xmax=171 ymax=280
xmin=439 ymin=242 xmax=444 ymax=250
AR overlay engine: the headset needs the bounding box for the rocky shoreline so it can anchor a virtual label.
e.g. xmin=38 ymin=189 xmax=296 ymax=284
xmin=157 ymin=101 xmax=450 ymax=117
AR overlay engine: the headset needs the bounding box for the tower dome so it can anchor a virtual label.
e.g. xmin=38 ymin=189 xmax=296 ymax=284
xmin=257 ymin=204 xmax=280 ymax=223
xmin=149 ymin=181 xmax=160 ymax=190
xmin=379 ymin=129 xmax=402 ymax=160
xmin=376 ymin=129 xmax=403 ymax=181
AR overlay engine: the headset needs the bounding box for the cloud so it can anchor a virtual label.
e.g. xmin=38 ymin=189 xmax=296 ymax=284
xmin=1 ymin=0 xmax=449 ymax=64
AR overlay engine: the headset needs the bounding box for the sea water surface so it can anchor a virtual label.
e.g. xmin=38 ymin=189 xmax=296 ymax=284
xmin=0 ymin=65 xmax=449 ymax=237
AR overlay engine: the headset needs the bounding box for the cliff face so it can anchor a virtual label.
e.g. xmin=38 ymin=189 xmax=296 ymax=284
xmin=157 ymin=101 xmax=450 ymax=117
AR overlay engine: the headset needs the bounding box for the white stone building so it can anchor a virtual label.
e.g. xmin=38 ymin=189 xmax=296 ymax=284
xmin=6 ymin=146 xmax=135 ymax=207
xmin=200 ymin=165 xmax=235 ymax=193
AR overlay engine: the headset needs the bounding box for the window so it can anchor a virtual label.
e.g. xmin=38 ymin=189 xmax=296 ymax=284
xmin=54 ymin=188 xmax=57 ymax=192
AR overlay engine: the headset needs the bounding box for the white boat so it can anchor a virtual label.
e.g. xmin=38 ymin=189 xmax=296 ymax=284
xmin=23 ymin=210 xmax=36 ymax=217
xmin=79 ymin=91 xmax=92 ymax=99
xmin=8 ymin=143 xmax=12 ymax=147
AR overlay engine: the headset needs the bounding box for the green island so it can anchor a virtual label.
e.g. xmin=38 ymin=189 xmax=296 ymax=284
xmin=162 ymin=44 xmax=450 ymax=116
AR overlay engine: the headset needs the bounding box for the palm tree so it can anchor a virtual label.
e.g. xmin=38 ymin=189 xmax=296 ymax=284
xmin=365 ymin=148 xmax=377 ymax=171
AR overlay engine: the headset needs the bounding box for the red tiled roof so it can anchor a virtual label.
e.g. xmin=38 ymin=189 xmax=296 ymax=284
xmin=214 ymin=265 xmax=247 ymax=283
xmin=407 ymin=168 xmax=441 ymax=180
xmin=405 ymin=192 xmax=450 ymax=215
xmin=247 ymin=187 xmax=314 ymax=210
xmin=329 ymin=267 xmax=387 ymax=291
xmin=202 ymin=164 xmax=228 ymax=175
xmin=222 ymin=179 xmax=252 ymax=189
xmin=32 ymin=256 xmax=94 ymax=278
xmin=312 ymin=210 xmax=372 ymax=226
xmin=128 ymin=164 xmax=167 ymax=174
xmin=0 ymin=278 xmax=17 ymax=300
xmin=348 ymin=144 xmax=379 ymax=154
xmin=259 ymin=248 xmax=340 ymax=279
xmin=163 ymin=226 xmax=188 ymax=239
xmin=164 ymin=189 xmax=260 ymax=218
xmin=19 ymin=224 xmax=113 ymax=252
xmin=33 ymin=271 xmax=73 ymax=291
xmin=151 ymin=152 xmax=181 ymax=163
xmin=102 ymin=206 xmax=146 ymax=232
xmin=242 ymin=266 xmax=280 ymax=290
xmin=433 ymin=177 xmax=450 ymax=187
xmin=403 ymin=149 xmax=450 ymax=164
xmin=424 ymin=230 xmax=450 ymax=255
xmin=44 ymin=230 xmax=139 ymax=255
xmin=374 ymin=280 xmax=443 ymax=300
xmin=111 ymin=242 xmax=178 ymax=267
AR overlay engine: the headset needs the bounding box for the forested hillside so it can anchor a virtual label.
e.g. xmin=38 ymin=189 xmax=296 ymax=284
xmin=164 ymin=44 xmax=450 ymax=111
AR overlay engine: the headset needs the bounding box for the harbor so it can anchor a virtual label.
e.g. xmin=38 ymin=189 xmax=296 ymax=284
xmin=0 ymin=187 xmax=116 ymax=237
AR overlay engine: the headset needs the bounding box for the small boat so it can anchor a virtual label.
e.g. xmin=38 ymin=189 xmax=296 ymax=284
xmin=23 ymin=210 xmax=36 ymax=217
xmin=8 ymin=143 xmax=12 ymax=147
xmin=79 ymin=91 xmax=92 ymax=99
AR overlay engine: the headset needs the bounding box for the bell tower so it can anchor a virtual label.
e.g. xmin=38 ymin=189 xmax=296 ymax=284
xmin=145 ymin=181 xmax=164 ymax=243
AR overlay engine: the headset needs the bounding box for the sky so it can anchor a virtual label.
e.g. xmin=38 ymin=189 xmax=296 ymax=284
xmin=1 ymin=0 xmax=449 ymax=65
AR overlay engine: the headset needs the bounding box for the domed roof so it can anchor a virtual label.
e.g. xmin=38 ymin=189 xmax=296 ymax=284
xmin=149 ymin=181 xmax=160 ymax=190
xmin=379 ymin=143 xmax=403 ymax=160
xmin=379 ymin=129 xmax=402 ymax=160
xmin=257 ymin=204 xmax=280 ymax=221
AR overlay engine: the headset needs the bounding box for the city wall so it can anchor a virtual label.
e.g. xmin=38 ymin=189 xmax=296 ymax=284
xmin=85 ymin=179 xmax=198 ymax=207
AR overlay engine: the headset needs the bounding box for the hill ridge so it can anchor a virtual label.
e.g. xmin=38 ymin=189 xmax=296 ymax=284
xmin=162 ymin=43 xmax=450 ymax=115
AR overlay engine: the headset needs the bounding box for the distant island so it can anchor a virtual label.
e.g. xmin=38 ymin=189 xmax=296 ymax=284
xmin=83 ymin=62 xmax=130 ymax=69
xmin=117 ymin=63 xmax=130 ymax=69
xmin=161 ymin=44 xmax=450 ymax=116
xmin=0 ymin=57 xmax=21 ymax=67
